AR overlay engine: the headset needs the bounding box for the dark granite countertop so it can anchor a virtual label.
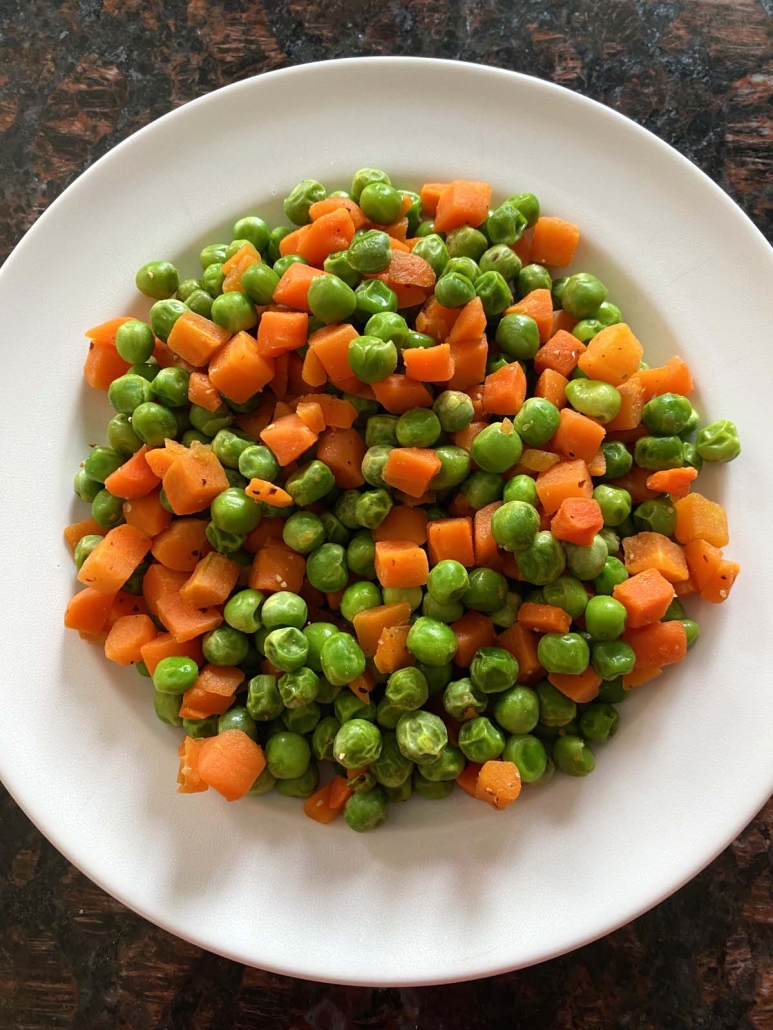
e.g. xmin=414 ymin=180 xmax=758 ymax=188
xmin=1 ymin=2 xmax=772 ymax=1027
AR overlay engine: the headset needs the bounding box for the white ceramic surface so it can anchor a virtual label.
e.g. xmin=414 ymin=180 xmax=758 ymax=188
xmin=1 ymin=58 xmax=772 ymax=986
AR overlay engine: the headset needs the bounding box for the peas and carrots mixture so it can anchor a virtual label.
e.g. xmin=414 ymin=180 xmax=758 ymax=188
xmin=65 ymin=170 xmax=741 ymax=832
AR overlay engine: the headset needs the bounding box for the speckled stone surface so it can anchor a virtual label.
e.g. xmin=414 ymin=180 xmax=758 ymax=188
xmin=1 ymin=2 xmax=772 ymax=1026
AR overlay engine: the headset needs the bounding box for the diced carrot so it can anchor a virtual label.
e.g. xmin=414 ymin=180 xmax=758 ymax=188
xmin=475 ymin=760 xmax=521 ymax=809
xmin=103 ymin=590 xmax=150 ymax=630
xmin=142 ymin=564 xmax=189 ymax=615
xmin=197 ymin=730 xmax=266 ymax=802
xmin=328 ymin=774 xmax=354 ymax=810
xmin=433 ymin=180 xmax=492 ymax=232
xmin=83 ymin=343 xmax=131 ymax=389
xmin=622 ymin=621 xmax=687 ymax=668
xmin=472 ymin=501 xmax=502 ymax=567
xmin=577 ymin=323 xmax=643 ymax=386
xmin=608 ymin=466 xmax=659 ymax=505
xmin=394 ymin=488 xmax=437 ymax=508
xmin=64 ymin=587 xmax=116 ymax=634
xmin=104 ymin=613 xmax=157 ymax=666
xmin=374 ymin=540 xmax=429 ymax=588
xmin=552 ymin=309 xmax=578 ymax=335
xmin=222 ymin=243 xmax=260 ymax=293
xmin=260 ymin=413 xmax=318 ymax=466
xmin=403 ymin=343 xmax=454 ymax=382
xmin=353 ymin=602 xmax=412 ymax=657
xmin=186 ymin=373 xmax=222 ymax=415
xmin=535 ymin=459 xmax=593 ymax=515
xmin=373 ymin=624 xmax=414 ymax=674
xmin=123 ymin=489 xmax=172 ymax=538
xmin=176 ymin=736 xmax=208 ymax=794
xmin=382 ymin=249 xmax=436 ymax=288
xmin=682 ymin=538 xmax=723 ymax=593
xmin=268 ymin=351 xmax=290 ymax=400
xmin=622 ymin=667 xmax=663 ymax=689
xmin=63 ymin=516 xmax=107 ymax=553
xmin=605 ymin=377 xmax=645 ymax=433
xmin=482 ymin=361 xmax=527 ymax=416
xmin=419 ymin=182 xmax=448 ymax=216
xmin=293 ymin=208 xmax=356 ymax=267
xmin=245 ymin=479 xmax=294 ymax=508
xmin=295 ymin=400 xmax=325 ymax=434
xmin=645 ymin=467 xmax=699 ymax=499
xmin=415 ymin=295 xmax=460 ymax=341
xmin=551 ymin=408 xmax=606 ymax=463
xmin=634 ymin=356 xmax=694 ymax=401
xmin=700 ymin=558 xmax=739 ymax=604
xmin=303 ymin=782 xmax=339 ymax=824
xmin=451 ymin=611 xmax=494 ymax=667
xmin=550 ymin=496 xmax=604 ymax=547
xmin=622 ymin=532 xmax=689 ymax=583
xmin=371 ymin=374 xmax=434 ymax=414
xmin=301 ymin=345 xmax=327 ymax=388
xmin=249 ymin=542 xmax=306 ymax=593
xmin=448 ymin=297 xmax=486 ymax=344
xmin=243 ymin=519 xmax=284 ymax=554
xmin=372 ymin=506 xmax=428 ymax=545
xmin=156 ymin=590 xmax=223 ymax=642
xmin=674 ymin=575 xmax=698 ymax=597
xmin=163 ymin=442 xmax=229 ymax=516
xmin=456 ymin=762 xmax=483 ymax=798
xmin=535 ymin=368 xmax=569 ymax=409
xmin=534 ymin=330 xmax=586 ymax=377
xmin=548 ymin=667 xmax=602 ymax=704
xmin=586 ymin=450 xmax=607 ymax=477
xmin=151 ymin=518 xmax=210 ymax=572
xmin=257 ymin=310 xmax=309 ymax=359
xmin=518 ymin=602 xmax=571 ymax=635
xmin=445 ymin=336 xmax=489 ymax=392
xmin=77 ymin=524 xmax=152 ymax=594
xmin=103 ymin=445 xmax=160 ymax=500
xmin=350 ymin=667 xmax=377 ymax=702
xmin=426 ymin=517 xmax=475 ymax=567
xmin=504 ymin=289 xmax=553 ymax=343
xmin=177 ymin=688 xmax=233 ymax=720
xmin=194 ymin=664 xmax=245 ymax=696
xmin=307 ymin=322 xmax=358 ymax=385
xmin=496 ymin=623 xmax=544 ymax=684
xmin=531 ymin=217 xmax=580 ymax=267
xmin=613 ymin=568 xmax=675 ymax=628
xmin=272 ymin=262 xmax=326 ymax=312
xmin=140 ymin=632 xmax=203 ymax=676
xmin=208 ymin=330 xmax=274 ymax=404
xmin=144 ymin=447 xmax=178 ymax=478
xmin=166 ymin=312 xmax=232 ymax=367
xmin=309 ymin=195 xmax=367 ymax=229
xmin=179 ymin=552 xmax=240 ymax=608
xmin=382 ymin=447 xmax=442 ymax=498
xmin=674 ymin=492 xmax=729 ymax=547
xmin=294 ymin=394 xmax=359 ymax=430
xmin=316 ymin=426 xmax=367 ymax=489
xmin=85 ymin=316 xmax=134 ymax=348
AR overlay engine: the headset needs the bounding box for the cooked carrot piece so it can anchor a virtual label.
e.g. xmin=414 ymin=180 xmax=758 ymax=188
xmin=372 ymin=506 xmax=428 ymax=545
xmin=257 ymin=310 xmax=309 ymax=359
xmin=303 ymin=782 xmax=340 ymax=824
xmin=374 ymin=540 xmax=429 ymax=588
xmin=245 ymin=479 xmax=294 ymax=508
xmin=295 ymin=399 xmax=326 ymax=434
xmin=64 ymin=588 xmax=116 ymax=634
xmin=415 ymin=295 xmax=459 ymax=341
xmin=433 ymin=180 xmax=492 ymax=232
xmin=518 ymin=602 xmax=572 ymax=635
xmin=622 ymin=532 xmax=689 ymax=583
xmin=456 ymin=762 xmax=483 ymax=798
xmin=104 ymin=590 xmax=150 ymax=630
xmin=140 ymin=633 xmax=203 ymax=676
xmin=645 ymin=467 xmax=698 ymax=499
xmin=475 ymin=760 xmax=521 ymax=809
xmin=208 ymin=330 xmax=275 ymax=404
xmin=551 ymin=408 xmax=606 ymax=463
xmin=371 ymin=374 xmax=433 ymax=414
xmin=473 ymin=501 xmax=502 ymax=567
xmin=197 ymin=730 xmax=266 ymax=802
xmin=534 ymin=368 xmax=568 ymax=409
xmin=446 ymin=336 xmax=489 ymax=392
xmin=104 ymin=614 xmax=157 ymax=666
xmin=123 ymin=488 xmax=172 ymax=538
xmin=162 ymin=443 xmax=229 ymax=516
xmin=151 ymin=519 xmax=210 ymax=572
xmin=613 ymin=568 xmax=675 ymax=628
xmin=180 ymin=552 xmax=240 ymax=608
xmin=353 ymin=602 xmax=412 ymax=657
xmin=548 ymin=668 xmax=602 ymax=704
xmin=448 ymin=297 xmax=486 ymax=343
xmin=534 ymin=330 xmax=586 ymax=377
xmin=451 ymin=612 xmax=494 ymax=667
xmin=142 ymin=564 xmax=189 ymax=616
xmin=531 ymin=217 xmax=580 ymax=267
xmin=504 ymin=289 xmax=553 ymax=342
xmin=426 ymin=517 xmax=475 ymax=567
xmin=260 ymin=413 xmax=318 ymax=466
xmin=577 ymin=323 xmax=643 ymax=385
xmin=249 ymin=542 xmax=306 ymax=594
xmin=622 ymin=621 xmax=687 ymax=668
xmin=605 ymin=377 xmax=645 ymax=432
xmin=622 ymin=667 xmax=663 ymax=689
xmin=482 ymin=361 xmax=527 ymax=416
xmin=674 ymin=492 xmax=729 ymax=547
xmin=550 ymin=497 xmax=604 ymax=547
xmin=382 ymin=447 xmax=442 ymax=498
xmin=402 ymin=343 xmax=454 ymax=382
xmin=309 ymin=195 xmax=366 ymax=229
xmin=167 ymin=311 xmax=232 ymax=367
xmin=496 ymin=623 xmax=543 ymax=683
xmin=83 ymin=344 xmax=131 ymax=389
xmin=292 ymin=208 xmax=356 ymax=266
xmin=78 ymin=524 xmax=152 ymax=594
xmin=272 ymin=262 xmax=326 ymax=312
xmin=316 ymin=426 xmax=367 ymax=489
xmin=535 ymin=459 xmax=593 ymax=515
xmin=176 ymin=736 xmax=208 ymax=793
xmin=156 ymin=590 xmax=223 ymax=642
xmin=63 ymin=516 xmax=107 ymax=553
xmin=373 ymin=624 xmax=414 ymax=674
xmin=419 ymin=182 xmax=448 ymax=217
xmin=635 ymin=356 xmax=693 ymax=401
xmin=103 ymin=445 xmax=160 ymax=500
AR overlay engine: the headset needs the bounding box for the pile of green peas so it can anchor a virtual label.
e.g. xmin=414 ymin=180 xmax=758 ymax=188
xmin=71 ymin=166 xmax=740 ymax=831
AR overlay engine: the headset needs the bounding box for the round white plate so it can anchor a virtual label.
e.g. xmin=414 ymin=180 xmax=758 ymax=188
xmin=1 ymin=58 xmax=772 ymax=986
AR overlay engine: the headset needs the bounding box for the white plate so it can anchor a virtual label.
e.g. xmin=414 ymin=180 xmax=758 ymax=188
xmin=1 ymin=58 xmax=772 ymax=986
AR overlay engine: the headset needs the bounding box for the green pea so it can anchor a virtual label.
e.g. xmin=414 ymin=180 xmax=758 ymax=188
xmin=471 ymin=421 xmax=523 ymax=473
xmin=308 ymin=716 xmax=340 ymax=763
xmin=361 ymin=313 xmax=408 ymax=350
xmin=334 ymin=691 xmax=376 ymax=726
xmin=151 ymin=655 xmax=198 ymax=694
xmin=394 ymin=710 xmax=447 ymax=765
xmin=209 ymin=488 xmax=260 ymax=535
xmin=511 ymin=397 xmax=560 ymax=448
xmin=411 ymin=771 xmax=453 ymax=800
xmin=320 ymin=633 xmax=366 ymax=687
xmin=463 ymin=568 xmax=508 ymax=614
xmin=340 ymin=581 xmax=382 ymax=623
xmin=361 ymin=447 xmax=394 ymax=490
xmin=600 ymin=441 xmax=633 ymax=480
xmin=106 ymin=370 xmax=152 ymax=414
xmin=229 ymin=217 xmax=267 ymax=254
xmin=431 ymin=446 xmax=471 ymax=490
xmin=350 ymin=167 xmax=391 ymax=202
xmin=396 ymin=408 xmax=441 ymax=447
xmin=406 ymin=617 xmax=457 ymax=666
xmin=265 ymin=730 xmax=311 ymax=780
xmin=443 ymin=678 xmax=488 ymax=721
xmin=550 ymin=276 xmax=568 ymax=308
xmin=434 ymin=272 xmax=476 ymax=308
xmin=479 ymin=243 xmax=521 ymax=281
xmin=273 ymin=762 xmax=319 ymax=798
xmin=188 ymin=286 xmax=216 ymax=317
xmin=444 ymin=225 xmax=488 ymax=261
xmin=486 ymin=356 xmax=509 ymax=376
xmin=280 ymin=701 xmax=321 ymax=736
xmin=491 ymin=500 xmax=540 ymax=553
xmin=282 ymin=178 xmax=326 ymax=225
xmin=490 ymin=591 xmax=523 ymax=629
xmin=418 ymin=662 xmax=453 ymax=698
xmin=543 ymin=575 xmax=589 ymax=618
xmin=219 ymin=591 xmax=263 ymax=637
xmin=562 ymin=273 xmax=607 ymax=319
xmin=214 ymin=706 xmax=256 ymax=742
xmin=199 ymin=243 xmax=228 ymax=269
xmin=516 ymin=263 xmax=551 ymax=298
xmin=503 ymin=734 xmax=547 ymax=783
xmin=634 ymin=498 xmax=677 ymax=536
xmin=682 ymin=442 xmax=703 ymax=472
xmin=470 ymin=646 xmax=519 ymax=694
xmin=585 ymin=595 xmax=627 ymax=641
xmin=662 ymin=597 xmax=687 ymax=622
xmin=230 ymin=261 xmax=275 ymax=307
xmin=357 ymin=181 xmax=401 ymax=223
xmin=104 ymin=415 xmax=143 ymax=460
xmin=343 ymin=785 xmax=389 ymax=832
xmin=188 ymin=403 xmax=232 ymax=438
xmin=411 ymin=234 xmax=450 ymax=278
xmin=82 ymin=446 xmax=123 ymax=484
xmin=383 ymin=667 xmax=427 ymax=713
xmin=113 ymin=321 xmax=154 ymax=367
xmin=365 ymin=414 xmax=398 ymax=448
xmin=272 ymin=256 xmax=308 ymax=280
xmin=332 ymin=718 xmax=382 ymax=769
xmin=459 ymin=470 xmax=502 ymax=510
xmin=427 ymin=559 xmax=469 ymax=605
xmin=305 ymin=542 xmax=347 ymax=593
xmin=517 ymin=531 xmax=566 ymax=585
xmin=153 ymin=691 xmax=182 ymax=726
xmin=277 ymin=667 xmax=319 ymax=710
xmin=305 ymin=273 xmax=356 ymax=324
xmin=180 ymin=714 xmax=218 ymax=739
xmin=285 ymin=460 xmax=334 ymax=508
xmin=634 ymin=435 xmax=684 ymax=471
xmin=136 ymin=260 xmax=179 ymax=300
xmin=356 ymin=280 xmax=400 ymax=322
xmin=485 ymin=202 xmax=527 ymax=245
xmin=205 ymin=522 xmax=245 ymax=554
xmin=201 ymin=625 xmax=248 ymax=666
xmin=564 ymin=534 xmax=609 ymax=580
xmin=401 ymin=189 xmax=422 ymax=232
xmin=432 ymin=390 xmax=474 ymax=433
xmin=505 ymin=191 xmax=539 ymax=227
xmin=597 ymin=677 xmax=629 ymax=704
xmin=440 ymin=258 xmax=480 ymax=285
xmin=537 ymin=632 xmax=590 ymax=676
xmin=383 ymin=586 xmax=422 ymax=611
xmin=370 ymin=732 xmax=414 ymax=787
xmin=532 ymin=681 xmax=575 ymax=729
xmin=553 ymin=734 xmax=596 ymax=776
xmin=591 ymin=485 xmax=631 ymax=528
xmin=72 ymin=533 xmax=102 ymax=571
xmin=594 ymin=301 xmax=621 ymax=326
xmin=91 ymin=489 xmax=125 ymax=529
xmin=474 ymin=270 xmax=512 ymax=316
xmin=346 ymin=533 xmax=376 ymax=580
xmin=260 ymin=591 xmax=307 ymax=631
xmin=682 ymin=619 xmax=701 ymax=649
xmin=641 ymin=393 xmax=695 ymax=436
xmin=422 ymin=595 xmax=463 ymax=622
xmin=579 ymin=703 xmax=620 ymax=744
xmin=131 ymin=401 xmax=178 ymax=447
xmin=224 ymin=238 xmax=253 ymax=261
xmin=696 ymin=419 xmax=741 ymax=463
xmin=495 ymin=313 xmax=540 ymax=361
xmin=236 ymin=445 xmax=278 ymax=484
xmin=263 ymin=627 xmax=309 ymax=672
xmin=503 ymin=475 xmax=538 ymax=507
xmin=565 ymin=379 xmax=622 ymax=424
xmin=151 ymin=366 xmax=189 ymax=409
xmin=416 ymin=745 xmax=465 ymax=784
xmin=400 ymin=331 xmax=435 ymax=353
xmin=278 ymin=512 xmax=322 ymax=555
xmin=345 ymin=229 xmax=391 ymax=275
xmin=264 ymin=226 xmax=290 ymax=265
xmin=594 ymin=556 xmax=629 ymax=596
xmin=457 ymin=716 xmax=504 ymax=763
xmin=149 ymin=299 xmax=188 ymax=343
xmin=210 ymin=292 xmax=257 ymax=333
xmin=333 ymin=490 xmax=361 ymax=529
xmin=198 ymin=263 xmax=225 ymax=300
xmin=591 ymin=640 xmax=635 ymax=680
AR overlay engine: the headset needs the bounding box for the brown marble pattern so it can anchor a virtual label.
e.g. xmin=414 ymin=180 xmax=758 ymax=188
xmin=1 ymin=1 xmax=772 ymax=1026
